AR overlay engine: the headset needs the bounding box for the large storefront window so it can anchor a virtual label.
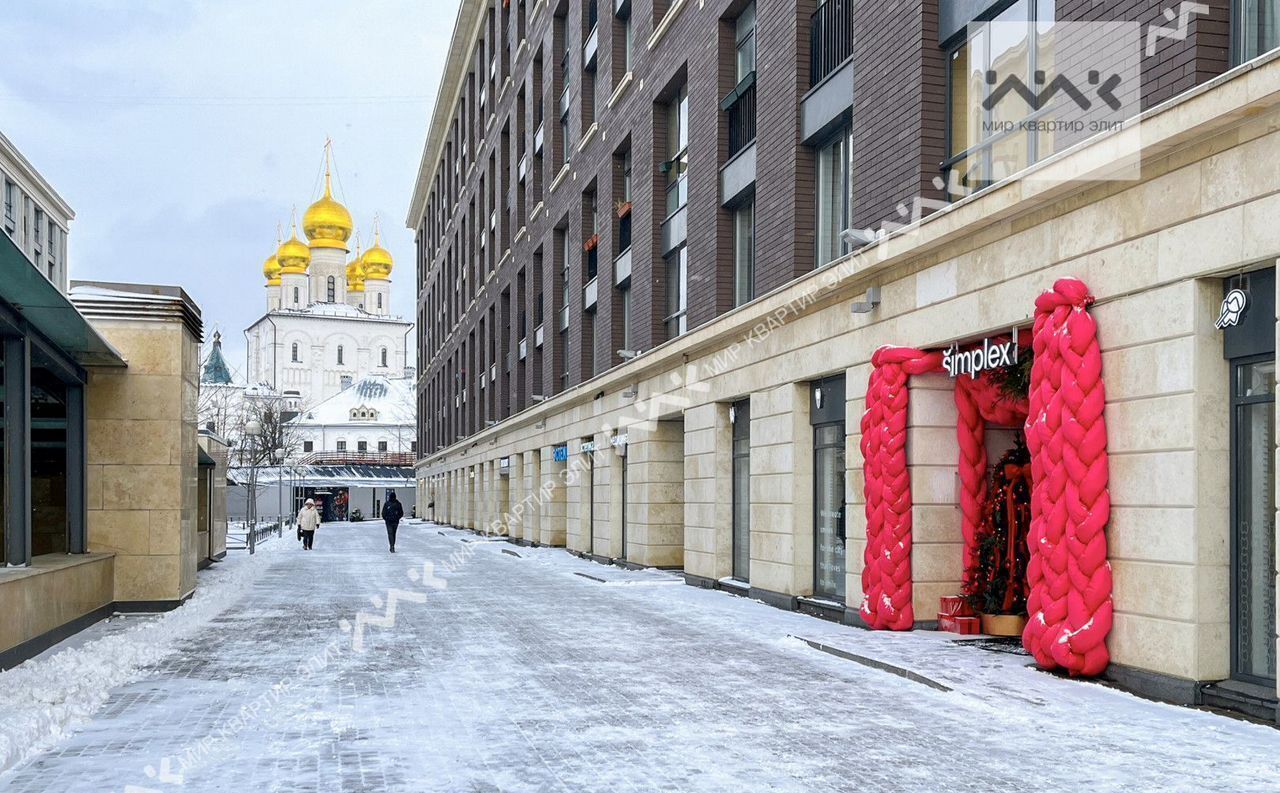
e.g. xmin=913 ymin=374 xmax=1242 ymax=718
xmin=1234 ymin=0 xmax=1280 ymax=64
xmin=811 ymin=376 xmax=846 ymax=600
xmin=946 ymin=0 xmax=1056 ymax=193
xmin=31 ymin=365 xmax=68 ymax=556
xmin=731 ymin=399 xmax=751 ymax=581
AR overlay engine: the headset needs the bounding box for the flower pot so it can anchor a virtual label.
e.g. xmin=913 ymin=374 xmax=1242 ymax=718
xmin=980 ymin=613 xmax=1027 ymax=637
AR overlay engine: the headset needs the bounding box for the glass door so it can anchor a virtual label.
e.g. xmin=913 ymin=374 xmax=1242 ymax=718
xmin=732 ymin=400 xmax=751 ymax=581
xmin=1231 ymin=355 xmax=1277 ymax=686
xmin=619 ymin=447 xmax=628 ymax=561
xmin=813 ymin=422 xmax=847 ymax=600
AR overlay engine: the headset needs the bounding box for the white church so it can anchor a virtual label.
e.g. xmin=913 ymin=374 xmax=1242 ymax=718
xmin=245 ymin=143 xmax=414 ymax=408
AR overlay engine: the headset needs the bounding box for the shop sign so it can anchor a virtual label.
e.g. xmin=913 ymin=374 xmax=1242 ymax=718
xmin=610 ymin=433 xmax=628 ymax=447
xmin=943 ymin=331 xmax=1019 ymax=379
xmin=498 ymin=457 xmax=510 ymax=470
xmin=1216 ymin=288 xmax=1248 ymax=329
xmin=553 ymin=445 xmax=568 ymax=462
xmin=580 ymin=440 xmax=598 ymax=453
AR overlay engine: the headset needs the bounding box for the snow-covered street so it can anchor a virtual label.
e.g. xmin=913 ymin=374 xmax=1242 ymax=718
xmin=2 ymin=521 xmax=1278 ymax=792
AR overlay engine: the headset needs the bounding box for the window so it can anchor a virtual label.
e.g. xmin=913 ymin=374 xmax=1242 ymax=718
xmin=731 ymin=398 xmax=751 ymax=581
xmin=303 ymin=441 xmax=314 ymax=453
xmin=946 ymin=0 xmax=1056 ymax=192
xmin=616 ymin=0 xmax=632 ymax=76
xmin=2 ymin=179 xmax=14 ymax=233
xmin=617 ymin=149 xmax=632 ymax=252
xmin=664 ymin=244 xmax=688 ymax=339
xmin=381 ymin=347 xmax=388 ymax=367
xmin=664 ymin=84 xmax=689 ymax=217
xmin=377 ymin=293 xmax=383 ymax=309
xmin=327 ymin=276 xmax=336 ymax=302
xmin=337 ymin=440 xmax=348 ymax=452
xmin=292 ymin=286 xmax=300 ymax=305
xmin=378 ymin=441 xmax=389 ymax=452
xmin=733 ymin=200 xmax=755 ymax=307
xmin=735 ymin=2 xmax=756 ymax=80
xmin=815 ymin=123 xmax=853 ymax=266
xmin=1234 ymin=0 xmax=1280 ymax=64
xmin=619 ymin=280 xmax=632 ymax=351
xmin=358 ymin=441 xmax=368 ymax=452
xmin=337 ymin=345 xmax=344 ymax=365
xmin=291 ymin=343 xmax=300 ymax=362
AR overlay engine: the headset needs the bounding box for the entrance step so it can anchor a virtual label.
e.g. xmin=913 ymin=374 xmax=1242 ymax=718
xmin=1200 ymin=680 xmax=1279 ymax=723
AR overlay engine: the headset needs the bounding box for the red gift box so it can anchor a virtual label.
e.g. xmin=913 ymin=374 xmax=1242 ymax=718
xmin=939 ymin=595 xmax=974 ymax=618
xmin=937 ymin=613 xmax=981 ymax=635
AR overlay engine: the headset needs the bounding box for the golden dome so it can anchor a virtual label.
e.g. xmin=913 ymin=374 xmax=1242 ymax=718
xmin=263 ymin=251 xmax=282 ymax=285
xmin=346 ymin=257 xmax=366 ymax=292
xmin=276 ymin=222 xmax=311 ymax=274
xmin=302 ymin=143 xmax=352 ymax=250
xmin=362 ymin=224 xmax=393 ymax=281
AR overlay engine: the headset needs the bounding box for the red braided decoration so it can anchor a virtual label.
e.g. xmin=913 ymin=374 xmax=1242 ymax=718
xmin=1022 ymin=278 xmax=1113 ymax=677
xmin=860 ymin=346 xmax=942 ymax=630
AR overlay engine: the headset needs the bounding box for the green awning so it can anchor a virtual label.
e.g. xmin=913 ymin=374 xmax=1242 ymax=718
xmin=0 ymin=232 xmax=126 ymax=368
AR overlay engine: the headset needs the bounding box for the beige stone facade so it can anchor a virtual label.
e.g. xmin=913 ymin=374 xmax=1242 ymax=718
xmin=420 ymin=56 xmax=1280 ymax=705
xmin=84 ymin=313 xmax=202 ymax=604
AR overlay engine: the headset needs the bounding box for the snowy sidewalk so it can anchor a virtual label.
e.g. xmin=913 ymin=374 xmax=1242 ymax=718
xmin=1 ymin=522 xmax=1277 ymax=792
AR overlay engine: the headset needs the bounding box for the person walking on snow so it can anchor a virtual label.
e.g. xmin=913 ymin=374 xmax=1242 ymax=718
xmin=297 ymin=498 xmax=320 ymax=550
xmin=382 ymin=490 xmax=404 ymax=553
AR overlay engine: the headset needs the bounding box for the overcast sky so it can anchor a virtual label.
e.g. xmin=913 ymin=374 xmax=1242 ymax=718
xmin=0 ymin=0 xmax=461 ymax=376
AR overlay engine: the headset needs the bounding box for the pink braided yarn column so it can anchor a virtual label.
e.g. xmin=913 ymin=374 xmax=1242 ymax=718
xmin=860 ymin=346 xmax=942 ymax=630
xmin=954 ymin=379 xmax=987 ymax=591
xmin=1022 ymin=278 xmax=1114 ymax=677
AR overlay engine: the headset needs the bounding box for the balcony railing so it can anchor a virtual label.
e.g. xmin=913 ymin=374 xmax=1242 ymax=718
xmin=723 ymin=72 xmax=757 ymax=159
xmin=810 ymin=0 xmax=854 ymax=86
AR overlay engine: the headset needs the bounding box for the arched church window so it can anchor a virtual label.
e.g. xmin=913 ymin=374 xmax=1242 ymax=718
xmin=337 ymin=345 xmax=344 ymax=366
xmin=327 ymin=276 xmax=336 ymax=302
xmin=291 ymin=343 xmax=300 ymax=363
xmin=377 ymin=293 xmax=383 ymax=309
xmin=292 ymin=286 xmax=299 ymax=305
xmin=380 ymin=347 xmax=388 ymax=367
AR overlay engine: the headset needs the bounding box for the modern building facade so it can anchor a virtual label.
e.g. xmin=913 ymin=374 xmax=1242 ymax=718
xmin=0 ymin=127 xmax=219 ymax=668
xmin=410 ymin=0 xmax=1280 ymax=720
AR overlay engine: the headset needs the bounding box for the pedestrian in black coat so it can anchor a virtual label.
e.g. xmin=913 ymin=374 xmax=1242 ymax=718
xmin=382 ymin=491 xmax=404 ymax=553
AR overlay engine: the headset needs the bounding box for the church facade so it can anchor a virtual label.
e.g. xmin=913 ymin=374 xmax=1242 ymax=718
xmin=245 ymin=145 xmax=412 ymax=408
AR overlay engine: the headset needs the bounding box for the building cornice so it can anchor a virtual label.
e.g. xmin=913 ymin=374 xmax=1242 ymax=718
xmin=0 ymin=129 xmax=75 ymax=222
xmin=405 ymin=0 xmax=487 ymax=230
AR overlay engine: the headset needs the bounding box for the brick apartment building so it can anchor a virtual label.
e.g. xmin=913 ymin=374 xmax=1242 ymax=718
xmin=409 ymin=0 xmax=1280 ymax=721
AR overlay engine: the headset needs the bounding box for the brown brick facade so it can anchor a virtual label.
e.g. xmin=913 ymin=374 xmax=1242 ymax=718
xmin=413 ymin=0 xmax=1236 ymax=456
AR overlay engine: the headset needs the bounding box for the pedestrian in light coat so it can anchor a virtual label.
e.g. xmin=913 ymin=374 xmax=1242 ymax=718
xmin=381 ymin=490 xmax=404 ymax=553
xmin=297 ymin=499 xmax=321 ymax=550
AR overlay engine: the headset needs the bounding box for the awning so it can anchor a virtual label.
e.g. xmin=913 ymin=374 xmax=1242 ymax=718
xmin=0 ymin=233 xmax=125 ymax=368
xmin=228 ymin=465 xmax=415 ymax=488
xmin=198 ymin=447 xmax=217 ymax=468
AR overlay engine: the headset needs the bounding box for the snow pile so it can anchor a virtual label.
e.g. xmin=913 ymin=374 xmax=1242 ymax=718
xmin=0 ymin=540 xmax=285 ymax=775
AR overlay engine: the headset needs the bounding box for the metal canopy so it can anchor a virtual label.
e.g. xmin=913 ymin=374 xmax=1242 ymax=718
xmin=0 ymin=232 xmax=126 ymax=368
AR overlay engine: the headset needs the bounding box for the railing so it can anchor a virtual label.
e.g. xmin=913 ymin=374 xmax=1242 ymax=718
xmin=294 ymin=451 xmax=417 ymax=466
xmin=810 ymin=0 xmax=854 ymax=86
xmin=725 ymin=75 xmax=757 ymax=158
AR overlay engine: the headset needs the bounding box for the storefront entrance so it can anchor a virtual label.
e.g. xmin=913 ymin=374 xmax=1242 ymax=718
xmin=1224 ymin=269 xmax=1278 ymax=688
xmin=811 ymin=376 xmax=846 ymax=601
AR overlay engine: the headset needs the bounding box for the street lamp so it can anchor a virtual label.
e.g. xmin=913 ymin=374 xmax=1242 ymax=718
xmin=245 ymin=419 xmax=263 ymax=554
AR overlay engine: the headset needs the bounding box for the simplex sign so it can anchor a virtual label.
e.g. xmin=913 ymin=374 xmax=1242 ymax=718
xmin=942 ymin=328 xmax=1020 ymax=379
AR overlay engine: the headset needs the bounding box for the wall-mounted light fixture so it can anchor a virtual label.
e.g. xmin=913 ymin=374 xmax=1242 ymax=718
xmin=814 ymin=386 xmax=824 ymax=410
xmin=850 ymin=286 xmax=882 ymax=315
xmin=728 ymin=404 xmax=736 ymax=425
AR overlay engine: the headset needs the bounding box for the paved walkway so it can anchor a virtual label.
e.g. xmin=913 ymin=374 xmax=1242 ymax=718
xmin=2 ymin=522 xmax=1279 ymax=792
